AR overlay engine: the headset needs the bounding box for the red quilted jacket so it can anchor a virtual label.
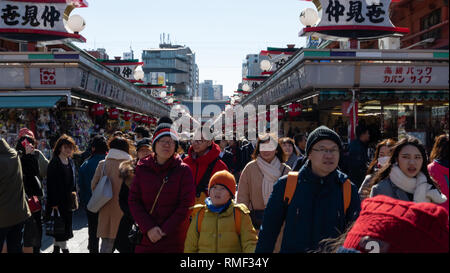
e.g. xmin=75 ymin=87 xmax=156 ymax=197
xmin=129 ymin=153 xmax=195 ymax=253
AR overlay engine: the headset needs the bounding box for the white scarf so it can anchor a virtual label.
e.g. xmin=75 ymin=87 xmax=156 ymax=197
xmin=106 ymin=148 xmax=132 ymax=161
xmin=257 ymin=156 xmax=282 ymax=206
xmin=389 ymin=165 xmax=447 ymax=204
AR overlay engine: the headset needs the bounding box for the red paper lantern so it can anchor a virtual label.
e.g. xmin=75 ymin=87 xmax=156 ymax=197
xmin=108 ymin=108 xmax=119 ymax=119
xmin=278 ymin=107 xmax=285 ymax=120
xmin=123 ymin=111 xmax=132 ymax=121
xmin=133 ymin=114 xmax=142 ymax=122
xmin=141 ymin=116 xmax=149 ymax=124
xmin=288 ymin=103 xmax=302 ymax=118
xmin=94 ymin=104 xmax=105 ymax=116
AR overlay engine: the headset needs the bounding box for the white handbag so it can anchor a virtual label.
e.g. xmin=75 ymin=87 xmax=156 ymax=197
xmin=87 ymin=161 xmax=113 ymax=213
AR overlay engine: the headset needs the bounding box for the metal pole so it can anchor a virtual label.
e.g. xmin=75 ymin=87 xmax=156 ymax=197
xmin=414 ymin=101 xmax=417 ymax=130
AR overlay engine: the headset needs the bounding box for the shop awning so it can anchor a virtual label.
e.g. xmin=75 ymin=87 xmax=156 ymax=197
xmin=0 ymin=96 xmax=64 ymax=108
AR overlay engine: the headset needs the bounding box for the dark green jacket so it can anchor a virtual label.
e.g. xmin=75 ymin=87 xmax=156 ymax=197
xmin=0 ymin=139 xmax=31 ymax=228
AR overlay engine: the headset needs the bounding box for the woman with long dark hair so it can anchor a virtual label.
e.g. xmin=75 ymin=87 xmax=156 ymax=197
xmin=367 ymin=136 xmax=446 ymax=205
xmin=358 ymin=139 xmax=396 ymax=200
xmin=46 ymin=134 xmax=79 ymax=253
xmin=428 ymin=134 xmax=449 ymax=212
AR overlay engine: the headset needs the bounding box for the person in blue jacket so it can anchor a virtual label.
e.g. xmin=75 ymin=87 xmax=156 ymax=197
xmin=77 ymin=135 xmax=108 ymax=253
xmin=255 ymin=126 xmax=361 ymax=253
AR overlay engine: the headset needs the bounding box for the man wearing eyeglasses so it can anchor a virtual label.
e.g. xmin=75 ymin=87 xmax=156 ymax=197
xmin=183 ymin=129 xmax=229 ymax=206
xmin=256 ymin=126 xmax=361 ymax=253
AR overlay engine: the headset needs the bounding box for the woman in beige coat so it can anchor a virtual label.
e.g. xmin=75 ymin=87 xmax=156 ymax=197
xmin=91 ymin=137 xmax=132 ymax=253
xmin=236 ymin=134 xmax=290 ymax=252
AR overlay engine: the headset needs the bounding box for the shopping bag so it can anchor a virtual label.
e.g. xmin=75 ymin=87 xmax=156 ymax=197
xmin=45 ymin=209 xmax=65 ymax=237
xmin=87 ymin=162 xmax=113 ymax=213
xmin=27 ymin=196 xmax=42 ymax=213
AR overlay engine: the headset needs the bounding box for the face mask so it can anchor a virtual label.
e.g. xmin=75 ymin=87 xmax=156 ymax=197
xmin=378 ymin=156 xmax=390 ymax=166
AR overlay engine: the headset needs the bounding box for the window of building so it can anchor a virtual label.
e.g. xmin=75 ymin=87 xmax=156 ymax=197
xmin=421 ymin=9 xmax=441 ymax=40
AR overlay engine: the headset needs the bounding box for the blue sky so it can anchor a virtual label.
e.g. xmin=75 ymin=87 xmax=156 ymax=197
xmin=75 ymin=0 xmax=316 ymax=97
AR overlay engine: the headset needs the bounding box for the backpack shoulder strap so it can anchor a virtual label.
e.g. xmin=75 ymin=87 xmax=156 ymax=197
xmin=342 ymin=179 xmax=352 ymax=215
xmin=284 ymin=171 xmax=299 ymax=205
xmin=196 ymin=207 xmax=205 ymax=233
xmin=196 ymin=157 xmax=220 ymax=195
xmin=233 ymin=207 xmax=241 ymax=236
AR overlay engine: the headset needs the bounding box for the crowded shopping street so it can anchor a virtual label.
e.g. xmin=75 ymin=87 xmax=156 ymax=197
xmin=0 ymin=0 xmax=448 ymax=269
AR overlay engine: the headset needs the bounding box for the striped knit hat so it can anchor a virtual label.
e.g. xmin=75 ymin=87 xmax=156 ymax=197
xmin=152 ymin=123 xmax=179 ymax=151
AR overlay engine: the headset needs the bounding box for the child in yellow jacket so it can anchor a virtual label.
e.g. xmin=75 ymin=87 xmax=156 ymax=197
xmin=184 ymin=170 xmax=258 ymax=253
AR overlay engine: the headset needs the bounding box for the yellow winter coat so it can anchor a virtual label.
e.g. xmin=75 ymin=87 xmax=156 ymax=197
xmin=184 ymin=201 xmax=258 ymax=253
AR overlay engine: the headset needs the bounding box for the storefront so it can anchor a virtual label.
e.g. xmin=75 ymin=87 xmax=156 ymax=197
xmin=0 ymin=49 xmax=169 ymax=151
xmin=241 ymin=48 xmax=449 ymax=149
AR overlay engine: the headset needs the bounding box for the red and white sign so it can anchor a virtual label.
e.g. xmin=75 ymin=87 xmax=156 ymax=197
xmin=40 ymin=68 xmax=56 ymax=85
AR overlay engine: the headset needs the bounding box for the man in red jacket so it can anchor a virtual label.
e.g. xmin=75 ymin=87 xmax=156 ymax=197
xmin=183 ymin=132 xmax=229 ymax=206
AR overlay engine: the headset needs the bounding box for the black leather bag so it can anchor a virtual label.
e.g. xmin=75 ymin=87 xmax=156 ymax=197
xmin=249 ymin=209 xmax=265 ymax=230
xmin=128 ymin=224 xmax=143 ymax=245
xmin=45 ymin=209 xmax=65 ymax=237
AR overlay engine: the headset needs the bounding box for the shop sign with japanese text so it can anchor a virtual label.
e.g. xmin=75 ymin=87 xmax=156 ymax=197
xmin=360 ymin=65 xmax=449 ymax=88
xmin=301 ymin=0 xmax=408 ymax=39
xmin=0 ymin=0 xmax=86 ymax=41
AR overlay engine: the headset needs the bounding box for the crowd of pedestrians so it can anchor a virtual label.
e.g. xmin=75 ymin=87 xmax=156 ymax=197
xmin=0 ymin=120 xmax=448 ymax=253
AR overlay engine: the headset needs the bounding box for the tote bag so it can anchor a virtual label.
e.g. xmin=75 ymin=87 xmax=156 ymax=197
xmin=87 ymin=161 xmax=113 ymax=213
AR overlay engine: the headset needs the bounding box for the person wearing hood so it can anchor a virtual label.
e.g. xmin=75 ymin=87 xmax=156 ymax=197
xmin=367 ymin=137 xmax=447 ymax=206
xmin=358 ymin=139 xmax=396 ymax=201
xmin=91 ymin=137 xmax=132 ymax=253
xmin=129 ymin=120 xmax=195 ymax=253
xmin=428 ymin=134 xmax=449 ymax=213
xmin=183 ymin=129 xmax=228 ymax=206
xmin=255 ymin=126 xmax=361 ymax=253
xmin=0 ymin=136 xmax=31 ymax=253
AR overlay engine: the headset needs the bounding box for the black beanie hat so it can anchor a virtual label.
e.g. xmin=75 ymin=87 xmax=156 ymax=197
xmin=305 ymin=126 xmax=343 ymax=156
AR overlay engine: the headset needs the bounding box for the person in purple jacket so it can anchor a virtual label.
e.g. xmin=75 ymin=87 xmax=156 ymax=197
xmin=128 ymin=118 xmax=195 ymax=253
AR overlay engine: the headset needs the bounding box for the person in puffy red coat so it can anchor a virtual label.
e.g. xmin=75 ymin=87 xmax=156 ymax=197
xmin=128 ymin=121 xmax=195 ymax=253
xmin=183 ymin=133 xmax=228 ymax=205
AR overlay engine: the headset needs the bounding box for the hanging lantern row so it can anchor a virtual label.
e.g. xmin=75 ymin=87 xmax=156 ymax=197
xmin=90 ymin=103 xmax=157 ymax=125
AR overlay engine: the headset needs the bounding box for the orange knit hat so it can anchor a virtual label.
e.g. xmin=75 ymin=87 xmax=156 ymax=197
xmin=208 ymin=170 xmax=236 ymax=197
